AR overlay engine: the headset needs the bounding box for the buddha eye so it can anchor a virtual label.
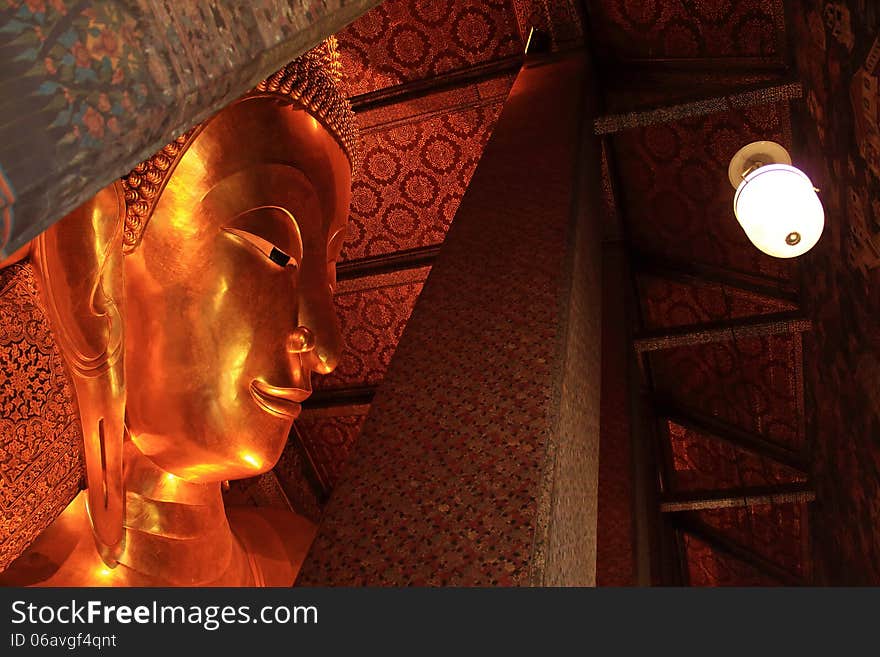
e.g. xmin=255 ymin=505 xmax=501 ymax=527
xmin=223 ymin=228 xmax=296 ymax=269
xmin=268 ymin=247 xmax=291 ymax=267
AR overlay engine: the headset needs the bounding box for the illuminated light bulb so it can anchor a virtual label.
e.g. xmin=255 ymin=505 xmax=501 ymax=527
xmin=733 ymin=164 xmax=824 ymax=258
xmin=728 ymin=142 xmax=824 ymax=258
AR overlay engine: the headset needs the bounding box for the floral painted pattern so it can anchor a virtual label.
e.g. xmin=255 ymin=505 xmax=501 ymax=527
xmin=1 ymin=1 xmax=145 ymax=149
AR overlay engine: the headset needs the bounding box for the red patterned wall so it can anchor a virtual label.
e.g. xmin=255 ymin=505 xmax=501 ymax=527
xmin=338 ymin=0 xmax=522 ymax=97
xmin=317 ymin=270 xmax=428 ymax=389
xmin=343 ymin=102 xmax=505 ymax=261
xmin=296 ymin=415 xmax=368 ymax=490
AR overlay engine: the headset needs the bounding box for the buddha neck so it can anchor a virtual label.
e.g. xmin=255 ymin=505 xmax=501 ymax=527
xmin=0 ymin=429 xmax=309 ymax=587
xmin=116 ymin=441 xmax=254 ymax=586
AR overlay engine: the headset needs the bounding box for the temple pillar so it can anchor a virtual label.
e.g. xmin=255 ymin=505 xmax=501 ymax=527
xmin=300 ymin=50 xmax=603 ymax=586
xmin=0 ymin=0 xmax=381 ymax=259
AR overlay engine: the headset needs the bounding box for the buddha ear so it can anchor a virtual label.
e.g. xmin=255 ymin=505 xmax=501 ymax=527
xmin=31 ymin=181 xmax=127 ymax=566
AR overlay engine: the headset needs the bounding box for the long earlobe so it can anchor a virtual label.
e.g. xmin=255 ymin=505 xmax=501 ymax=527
xmin=31 ymin=181 xmax=127 ymax=566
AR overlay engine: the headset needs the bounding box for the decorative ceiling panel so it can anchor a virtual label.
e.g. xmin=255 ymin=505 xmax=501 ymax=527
xmin=342 ymin=102 xmax=504 ymax=262
xmin=612 ymin=103 xmax=795 ymax=281
xmin=586 ymin=0 xmax=786 ymax=61
xmin=315 ymin=270 xmax=429 ymax=391
xmin=649 ymin=333 xmax=804 ymax=449
xmin=683 ymin=533 xmax=782 ymax=586
xmin=698 ymin=504 xmax=805 ymax=578
xmin=338 ymin=0 xmax=522 ymax=97
xmin=667 ymin=421 xmax=806 ymax=492
xmin=638 ymin=276 xmax=797 ymax=330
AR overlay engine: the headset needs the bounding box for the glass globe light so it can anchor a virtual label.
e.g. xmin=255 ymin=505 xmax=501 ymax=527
xmin=729 ymin=142 xmax=824 ymax=259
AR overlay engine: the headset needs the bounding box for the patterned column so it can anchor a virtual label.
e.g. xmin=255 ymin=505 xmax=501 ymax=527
xmin=0 ymin=0 xmax=381 ymax=259
xmin=300 ymin=52 xmax=603 ymax=586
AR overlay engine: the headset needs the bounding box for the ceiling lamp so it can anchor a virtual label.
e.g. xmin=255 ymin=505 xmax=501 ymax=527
xmin=727 ymin=141 xmax=824 ymax=258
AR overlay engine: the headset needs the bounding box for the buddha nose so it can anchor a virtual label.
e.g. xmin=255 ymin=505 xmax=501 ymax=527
xmin=287 ymin=327 xmax=315 ymax=354
xmin=291 ymin=299 xmax=342 ymax=376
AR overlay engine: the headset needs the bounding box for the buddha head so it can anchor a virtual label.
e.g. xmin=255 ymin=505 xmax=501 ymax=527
xmin=4 ymin=39 xmax=357 ymax=566
xmin=121 ymin=62 xmax=355 ymax=485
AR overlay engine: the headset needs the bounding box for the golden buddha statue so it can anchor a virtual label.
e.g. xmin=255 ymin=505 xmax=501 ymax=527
xmin=0 ymin=39 xmax=357 ymax=586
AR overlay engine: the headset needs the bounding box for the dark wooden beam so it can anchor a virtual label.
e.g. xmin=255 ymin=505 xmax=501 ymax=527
xmin=595 ymin=81 xmax=801 ymax=134
xmin=633 ymin=311 xmax=811 ymax=353
xmin=337 ymin=244 xmax=440 ymax=281
xmin=632 ymin=251 xmax=800 ymax=305
xmin=599 ymin=139 xmax=625 ymax=242
xmin=350 ymin=55 xmax=523 ymax=112
xmin=655 ymin=398 xmax=808 ymax=473
xmin=660 ymin=482 xmax=815 ymax=513
xmin=672 ymin=526 xmax=691 ymax=586
xmin=602 ymin=68 xmax=787 ymax=111
xmin=298 ymin=403 xmax=371 ymax=420
xmin=302 ymin=384 xmax=377 ymax=410
xmin=630 ymin=361 xmax=671 ymax=584
xmin=672 ymin=514 xmax=804 ymax=586
xmin=605 ymin=57 xmax=789 ymax=75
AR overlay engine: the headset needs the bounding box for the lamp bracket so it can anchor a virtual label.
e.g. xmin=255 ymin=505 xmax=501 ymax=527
xmin=727 ymin=140 xmax=792 ymax=190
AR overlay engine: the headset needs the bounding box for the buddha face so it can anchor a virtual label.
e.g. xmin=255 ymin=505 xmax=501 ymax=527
xmin=123 ymin=97 xmax=351 ymax=482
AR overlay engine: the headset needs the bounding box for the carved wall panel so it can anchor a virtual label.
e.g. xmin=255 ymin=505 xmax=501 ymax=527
xmin=0 ymin=262 xmax=84 ymax=571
